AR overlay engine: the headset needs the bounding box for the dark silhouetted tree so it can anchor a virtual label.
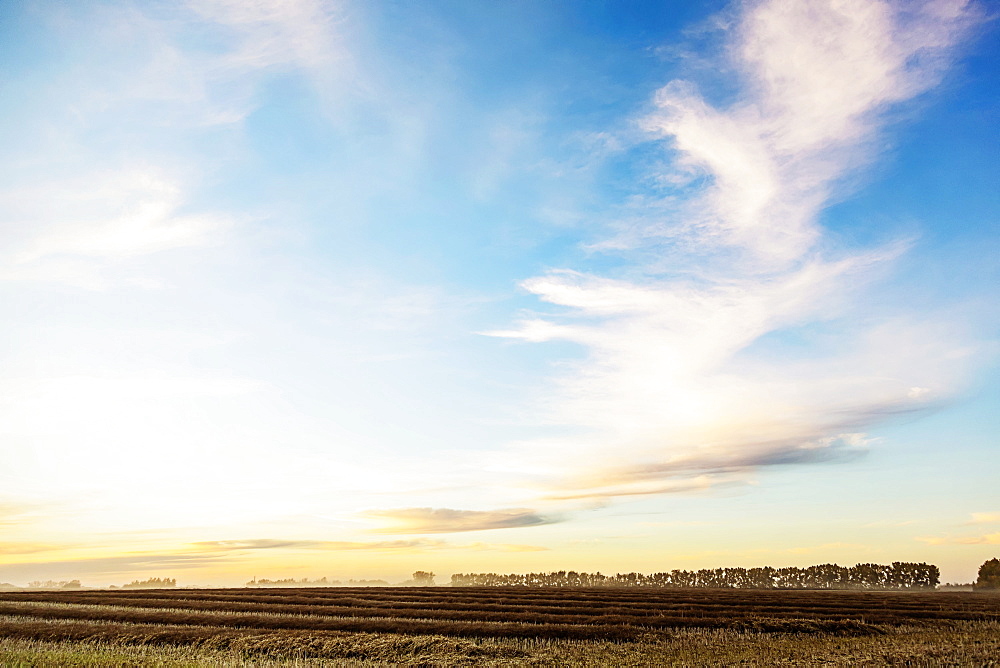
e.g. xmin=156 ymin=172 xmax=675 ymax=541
xmin=976 ymin=558 xmax=1000 ymax=589
xmin=450 ymin=562 xmax=939 ymax=589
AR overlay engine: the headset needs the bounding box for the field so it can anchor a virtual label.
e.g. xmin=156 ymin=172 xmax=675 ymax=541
xmin=0 ymin=587 xmax=998 ymax=665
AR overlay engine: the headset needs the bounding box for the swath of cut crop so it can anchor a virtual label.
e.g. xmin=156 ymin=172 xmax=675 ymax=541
xmin=0 ymin=602 xmax=642 ymax=641
xmin=4 ymin=588 xmax=998 ymax=621
xmin=3 ymin=594 xmax=995 ymax=628
xmin=0 ymin=587 xmax=997 ymax=643
xmin=0 ymin=616 xmax=533 ymax=661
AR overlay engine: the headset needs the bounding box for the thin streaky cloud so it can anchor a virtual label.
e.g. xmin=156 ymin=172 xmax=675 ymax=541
xmin=861 ymin=520 xmax=918 ymax=528
xmin=192 ymin=538 xmax=447 ymax=551
xmin=0 ymin=553 xmax=239 ymax=582
xmin=99 ymin=0 xmax=352 ymax=126
xmin=191 ymin=538 xmax=548 ymax=553
xmin=0 ymin=505 xmax=31 ymax=527
xmin=0 ymin=543 xmax=61 ymax=556
xmin=188 ymin=0 xmax=349 ymax=75
xmin=461 ymin=542 xmax=550 ymax=553
xmin=0 ymin=170 xmax=233 ymax=290
xmin=542 ymin=476 xmax=728 ymax=502
xmin=11 ymin=173 xmax=229 ymax=262
xmin=362 ymin=508 xmax=559 ymax=534
xmin=919 ymin=533 xmax=1000 ymax=546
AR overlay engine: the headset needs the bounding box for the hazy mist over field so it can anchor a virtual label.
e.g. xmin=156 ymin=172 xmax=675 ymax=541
xmin=1 ymin=0 xmax=998 ymax=587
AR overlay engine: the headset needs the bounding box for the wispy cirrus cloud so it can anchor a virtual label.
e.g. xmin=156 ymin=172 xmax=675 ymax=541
xmin=12 ymin=173 xmax=228 ymax=261
xmin=490 ymin=0 xmax=980 ymax=501
xmin=75 ymin=0 xmax=352 ymax=128
xmin=362 ymin=507 xmax=559 ymax=534
xmin=192 ymin=537 xmax=549 ymax=552
xmin=192 ymin=538 xmax=447 ymax=551
xmin=919 ymin=533 xmax=1000 ymax=546
xmin=462 ymin=542 xmax=549 ymax=553
xmin=0 ymin=553 xmax=238 ymax=583
xmin=0 ymin=543 xmax=60 ymax=556
xmin=0 ymin=171 xmax=233 ymax=289
xmin=187 ymin=0 xmax=349 ymax=76
xmin=918 ymin=512 xmax=1000 ymax=545
xmin=0 ymin=503 xmax=34 ymax=527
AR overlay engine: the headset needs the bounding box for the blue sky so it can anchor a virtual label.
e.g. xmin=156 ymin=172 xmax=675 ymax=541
xmin=0 ymin=0 xmax=997 ymax=586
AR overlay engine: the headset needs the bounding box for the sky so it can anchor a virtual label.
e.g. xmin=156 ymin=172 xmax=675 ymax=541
xmin=0 ymin=0 xmax=997 ymax=587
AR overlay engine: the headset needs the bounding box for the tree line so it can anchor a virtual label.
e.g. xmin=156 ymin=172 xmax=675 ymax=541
xmin=246 ymin=577 xmax=390 ymax=587
xmin=119 ymin=577 xmax=176 ymax=589
xmin=450 ymin=562 xmax=940 ymax=590
xmin=25 ymin=580 xmax=81 ymax=590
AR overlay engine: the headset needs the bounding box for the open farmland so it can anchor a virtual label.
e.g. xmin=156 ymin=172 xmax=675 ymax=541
xmin=0 ymin=587 xmax=999 ymax=665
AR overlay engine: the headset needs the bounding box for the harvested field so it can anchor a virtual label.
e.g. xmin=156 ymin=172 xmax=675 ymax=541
xmin=0 ymin=587 xmax=998 ymax=665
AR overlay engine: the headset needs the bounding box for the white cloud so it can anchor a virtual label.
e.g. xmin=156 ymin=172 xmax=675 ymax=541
xmin=0 ymin=170 xmax=231 ymax=288
xmin=80 ymin=0 xmax=352 ymax=127
xmin=640 ymin=0 xmax=974 ymax=266
xmin=362 ymin=507 xmax=559 ymax=534
xmin=490 ymin=0 xmax=979 ymax=501
xmin=0 ymin=0 xmax=352 ymax=288
xmin=188 ymin=0 xmax=348 ymax=74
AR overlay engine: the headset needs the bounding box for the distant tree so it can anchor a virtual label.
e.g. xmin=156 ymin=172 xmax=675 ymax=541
xmin=122 ymin=577 xmax=176 ymax=589
xmin=449 ymin=562 xmax=940 ymax=590
xmin=246 ymin=576 xmax=343 ymax=588
xmin=28 ymin=580 xmax=81 ymax=589
xmin=411 ymin=571 xmax=436 ymax=586
xmin=975 ymin=558 xmax=1000 ymax=589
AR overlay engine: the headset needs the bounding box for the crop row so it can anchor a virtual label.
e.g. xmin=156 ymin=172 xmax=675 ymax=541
xmin=4 ymin=587 xmax=998 ymax=617
xmin=0 ymin=597 xmax=936 ymax=632
xmin=0 ymin=590 xmax=915 ymax=615
xmin=0 ymin=599 xmax=984 ymax=643
xmin=2 ymin=591 xmax=997 ymax=626
xmin=0 ymin=602 xmax=643 ymax=641
xmin=0 ymin=616 xmax=531 ymax=661
xmin=86 ymin=586 xmax=1000 ymax=612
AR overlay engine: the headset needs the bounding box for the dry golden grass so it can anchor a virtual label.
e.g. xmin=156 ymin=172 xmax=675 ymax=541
xmin=0 ymin=588 xmax=998 ymax=665
xmin=1 ymin=622 xmax=998 ymax=666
